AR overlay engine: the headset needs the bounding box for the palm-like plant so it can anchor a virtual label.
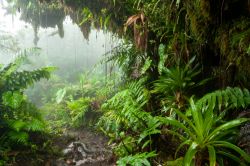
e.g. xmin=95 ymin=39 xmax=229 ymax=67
xmin=160 ymin=88 xmax=250 ymax=166
xmin=153 ymin=56 xmax=209 ymax=110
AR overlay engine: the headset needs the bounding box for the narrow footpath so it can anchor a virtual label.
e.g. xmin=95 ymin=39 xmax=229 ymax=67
xmin=49 ymin=128 xmax=116 ymax=166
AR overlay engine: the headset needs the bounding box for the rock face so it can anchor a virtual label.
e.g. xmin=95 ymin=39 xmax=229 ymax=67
xmin=238 ymin=122 xmax=250 ymax=155
xmin=238 ymin=110 xmax=250 ymax=155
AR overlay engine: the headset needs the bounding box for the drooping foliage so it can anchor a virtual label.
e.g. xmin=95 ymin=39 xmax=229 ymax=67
xmin=4 ymin=0 xmax=65 ymax=45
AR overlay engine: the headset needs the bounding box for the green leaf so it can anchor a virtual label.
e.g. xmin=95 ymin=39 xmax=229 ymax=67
xmin=173 ymin=109 xmax=197 ymax=138
xmin=117 ymin=151 xmax=156 ymax=166
xmin=25 ymin=119 xmax=45 ymax=132
xmin=217 ymin=151 xmax=247 ymax=166
xmin=2 ymin=91 xmax=24 ymax=109
xmin=247 ymin=45 xmax=250 ymax=55
xmin=175 ymin=140 xmax=191 ymax=158
xmin=8 ymin=131 xmax=29 ymax=144
xmin=183 ymin=142 xmax=198 ymax=166
xmin=190 ymin=99 xmax=204 ymax=140
xmin=176 ymin=0 xmax=181 ymax=7
xmin=207 ymin=118 xmax=249 ymax=141
xmin=141 ymin=57 xmax=152 ymax=75
xmin=142 ymin=140 xmax=152 ymax=149
xmin=158 ymin=44 xmax=166 ymax=75
xmin=166 ymin=157 xmax=183 ymax=166
xmin=8 ymin=120 xmax=26 ymax=132
xmin=56 ymin=88 xmax=66 ymax=104
xmin=207 ymin=145 xmax=216 ymax=166
xmin=213 ymin=141 xmax=250 ymax=163
xmin=158 ymin=116 xmax=195 ymax=139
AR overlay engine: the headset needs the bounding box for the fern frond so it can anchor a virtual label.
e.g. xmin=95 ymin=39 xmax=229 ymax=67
xmin=196 ymin=87 xmax=250 ymax=112
xmin=117 ymin=151 xmax=157 ymax=166
xmin=24 ymin=119 xmax=45 ymax=132
xmin=100 ymin=79 xmax=151 ymax=133
xmin=0 ymin=48 xmax=40 ymax=78
xmin=7 ymin=131 xmax=29 ymax=145
xmin=7 ymin=118 xmax=45 ymax=132
xmin=4 ymin=67 xmax=56 ymax=91
xmin=7 ymin=120 xmax=26 ymax=132
xmin=2 ymin=91 xmax=24 ymax=109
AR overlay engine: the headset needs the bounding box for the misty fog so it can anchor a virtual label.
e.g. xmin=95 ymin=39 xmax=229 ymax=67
xmin=0 ymin=2 xmax=117 ymax=81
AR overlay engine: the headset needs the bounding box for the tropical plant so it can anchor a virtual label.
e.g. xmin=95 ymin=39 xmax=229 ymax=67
xmin=153 ymin=56 xmax=209 ymax=111
xmin=0 ymin=30 xmax=19 ymax=53
xmin=66 ymin=97 xmax=92 ymax=127
xmin=103 ymin=42 xmax=147 ymax=78
xmin=196 ymin=87 xmax=250 ymax=114
xmin=117 ymin=151 xmax=157 ymax=166
xmin=98 ymin=79 xmax=151 ymax=139
xmin=159 ymin=88 xmax=250 ymax=166
xmin=40 ymin=68 xmax=118 ymax=132
xmin=0 ymin=49 xmax=55 ymax=92
xmin=8 ymin=0 xmax=250 ymax=165
xmin=0 ymin=48 xmax=55 ymax=161
xmin=98 ymin=79 xmax=163 ymax=164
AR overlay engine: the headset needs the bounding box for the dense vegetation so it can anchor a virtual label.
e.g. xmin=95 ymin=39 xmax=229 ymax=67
xmin=0 ymin=48 xmax=55 ymax=165
xmin=1 ymin=0 xmax=250 ymax=165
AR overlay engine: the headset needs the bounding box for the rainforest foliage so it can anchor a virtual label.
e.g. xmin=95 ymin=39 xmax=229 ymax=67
xmin=1 ymin=0 xmax=250 ymax=165
xmin=0 ymin=48 xmax=55 ymax=165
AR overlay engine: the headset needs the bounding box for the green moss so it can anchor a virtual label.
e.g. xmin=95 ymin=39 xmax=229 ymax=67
xmin=200 ymin=0 xmax=211 ymax=19
xmin=215 ymin=29 xmax=229 ymax=56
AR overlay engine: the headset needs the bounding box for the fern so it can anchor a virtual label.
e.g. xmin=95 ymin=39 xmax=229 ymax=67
xmin=7 ymin=120 xmax=26 ymax=132
xmin=5 ymin=118 xmax=45 ymax=145
xmin=0 ymin=48 xmax=56 ymax=93
xmin=7 ymin=131 xmax=29 ymax=145
xmin=196 ymin=87 xmax=250 ymax=113
xmin=0 ymin=31 xmax=19 ymax=53
xmin=2 ymin=91 xmax=24 ymax=109
xmin=4 ymin=67 xmax=56 ymax=91
xmin=0 ymin=48 xmax=54 ymax=155
xmin=98 ymin=79 xmax=162 ymax=161
xmin=67 ymin=97 xmax=91 ymax=127
xmin=24 ymin=119 xmax=45 ymax=132
xmin=117 ymin=151 xmax=157 ymax=166
xmin=102 ymin=42 xmax=146 ymax=78
xmin=99 ymin=79 xmax=150 ymax=132
xmin=0 ymin=48 xmax=40 ymax=78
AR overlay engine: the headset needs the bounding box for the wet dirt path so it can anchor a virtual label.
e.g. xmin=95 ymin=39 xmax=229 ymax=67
xmin=50 ymin=128 xmax=116 ymax=166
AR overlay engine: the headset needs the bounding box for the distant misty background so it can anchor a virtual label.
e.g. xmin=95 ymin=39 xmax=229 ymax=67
xmin=0 ymin=1 xmax=118 ymax=81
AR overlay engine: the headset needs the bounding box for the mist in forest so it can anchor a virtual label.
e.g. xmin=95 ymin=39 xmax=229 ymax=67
xmin=0 ymin=1 xmax=116 ymax=82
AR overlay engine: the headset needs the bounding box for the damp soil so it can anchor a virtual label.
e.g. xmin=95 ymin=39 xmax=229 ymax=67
xmin=9 ymin=128 xmax=116 ymax=166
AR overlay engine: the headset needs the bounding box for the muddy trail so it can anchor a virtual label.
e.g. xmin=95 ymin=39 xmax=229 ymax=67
xmin=11 ymin=128 xmax=116 ymax=166
xmin=50 ymin=128 xmax=116 ymax=166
